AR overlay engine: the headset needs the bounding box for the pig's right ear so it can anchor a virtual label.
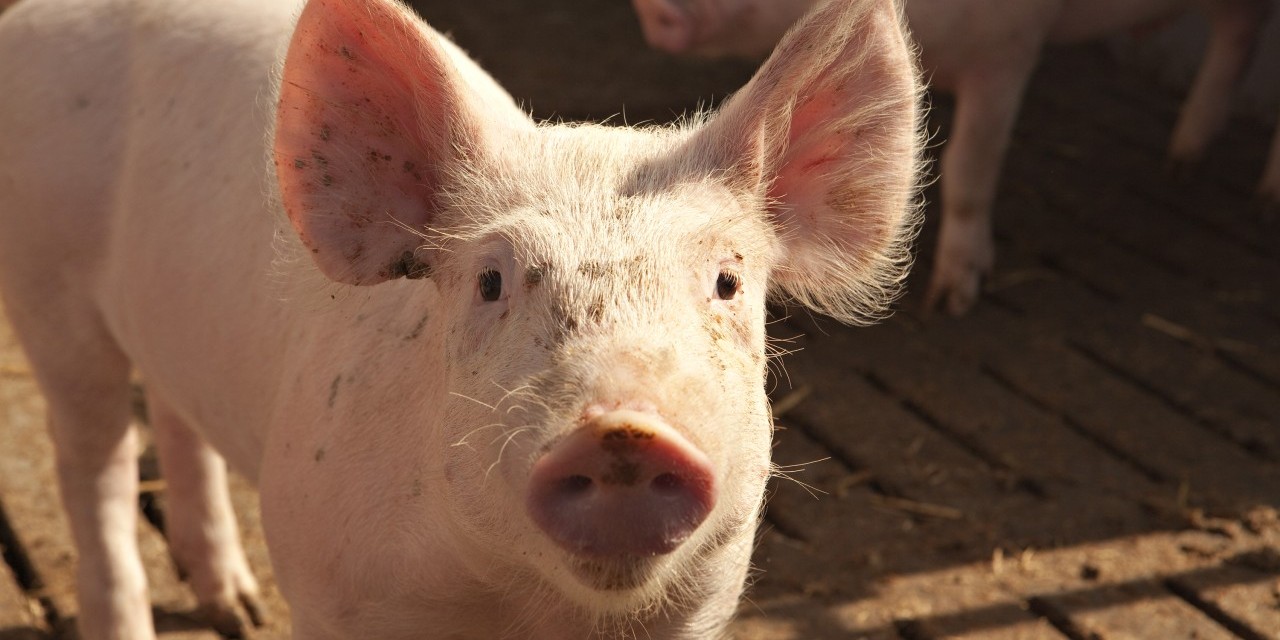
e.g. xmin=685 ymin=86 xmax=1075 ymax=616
xmin=691 ymin=0 xmax=924 ymax=323
xmin=273 ymin=0 xmax=528 ymax=285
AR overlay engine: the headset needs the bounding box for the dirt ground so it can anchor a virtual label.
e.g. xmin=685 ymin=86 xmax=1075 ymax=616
xmin=2 ymin=0 xmax=1279 ymax=639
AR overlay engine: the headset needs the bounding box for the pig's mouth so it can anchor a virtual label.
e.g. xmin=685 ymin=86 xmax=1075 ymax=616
xmin=551 ymin=518 xmax=737 ymax=611
xmin=563 ymin=513 xmax=741 ymax=593
xmin=566 ymin=555 xmax=661 ymax=592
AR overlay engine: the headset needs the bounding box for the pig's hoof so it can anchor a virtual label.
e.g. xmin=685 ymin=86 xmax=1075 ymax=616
xmin=170 ymin=535 xmax=265 ymax=637
xmin=929 ymin=215 xmax=994 ymax=317
xmin=201 ymin=590 xmax=266 ymax=639
xmin=924 ymin=269 xmax=983 ymax=316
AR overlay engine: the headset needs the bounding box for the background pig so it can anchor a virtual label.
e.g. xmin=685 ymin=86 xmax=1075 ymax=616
xmin=1113 ymin=8 xmax=1280 ymax=213
xmin=634 ymin=0 xmax=1276 ymax=313
xmin=0 ymin=0 xmax=922 ymax=638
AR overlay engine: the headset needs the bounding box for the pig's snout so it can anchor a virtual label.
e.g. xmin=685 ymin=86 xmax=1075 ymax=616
xmin=631 ymin=0 xmax=697 ymax=53
xmin=527 ymin=409 xmax=716 ymax=559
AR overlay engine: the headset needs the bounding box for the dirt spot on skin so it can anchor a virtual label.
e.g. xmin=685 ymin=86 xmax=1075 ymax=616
xmin=600 ymin=426 xmax=655 ymax=453
xmin=404 ymin=313 xmax=429 ymax=341
xmin=403 ymin=161 xmax=423 ymax=182
xmin=524 ymin=266 xmax=544 ymax=288
xmin=327 ymin=375 xmax=341 ymax=408
xmin=594 ymin=422 xmax=669 ymax=488
xmin=389 ymin=251 xmax=431 ymax=280
xmin=578 ymin=261 xmax=611 ymax=279
xmin=551 ymin=304 xmax=581 ymax=339
xmin=705 ymin=317 xmax=727 ymax=343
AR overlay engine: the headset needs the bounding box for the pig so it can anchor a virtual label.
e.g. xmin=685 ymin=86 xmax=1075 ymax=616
xmin=0 ymin=0 xmax=923 ymax=637
xmin=633 ymin=0 xmax=1275 ymax=314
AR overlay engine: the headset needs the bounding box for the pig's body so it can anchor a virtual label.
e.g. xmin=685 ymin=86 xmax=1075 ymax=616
xmin=0 ymin=1 xmax=296 ymax=635
xmin=0 ymin=0 xmax=294 ymax=482
xmin=0 ymin=0 xmax=923 ymax=637
xmin=634 ymin=0 xmax=1274 ymax=313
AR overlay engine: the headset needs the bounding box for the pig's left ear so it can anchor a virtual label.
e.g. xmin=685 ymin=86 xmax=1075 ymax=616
xmin=273 ymin=0 xmax=530 ymax=285
xmin=694 ymin=0 xmax=924 ymax=323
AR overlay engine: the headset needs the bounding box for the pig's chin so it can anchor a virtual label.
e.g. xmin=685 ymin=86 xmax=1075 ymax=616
xmin=541 ymin=552 xmax=681 ymax=616
xmin=567 ymin=555 xmax=666 ymax=593
xmin=539 ymin=522 xmax=725 ymax=615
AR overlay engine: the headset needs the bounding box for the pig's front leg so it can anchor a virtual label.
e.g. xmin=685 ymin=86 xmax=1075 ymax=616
xmin=29 ymin=323 xmax=156 ymax=639
xmin=926 ymin=59 xmax=1038 ymax=315
xmin=150 ymin=394 xmax=264 ymax=637
xmin=1167 ymin=0 xmax=1270 ymax=168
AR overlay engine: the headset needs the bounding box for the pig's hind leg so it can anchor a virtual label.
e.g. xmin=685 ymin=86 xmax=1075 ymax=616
xmin=149 ymin=393 xmax=264 ymax=637
xmin=2 ymin=300 xmax=156 ymax=639
xmin=1167 ymin=0 xmax=1270 ymax=168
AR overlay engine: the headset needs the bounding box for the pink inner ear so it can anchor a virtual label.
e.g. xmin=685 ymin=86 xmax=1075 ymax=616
xmin=767 ymin=88 xmax=865 ymax=237
xmin=274 ymin=0 xmax=460 ymax=285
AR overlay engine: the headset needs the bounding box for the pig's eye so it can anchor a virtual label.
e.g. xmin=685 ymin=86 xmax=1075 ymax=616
xmin=715 ymin=271 xmax=740 ymax=300
xmin=478 ymin=269 xmax=503 ymax=302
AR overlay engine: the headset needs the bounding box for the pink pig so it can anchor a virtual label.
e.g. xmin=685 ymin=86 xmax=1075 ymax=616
xmin=634 ymin=0 xmax=1275 ymax=313
xmin=0 ymin=0 xmax=922 ymax=637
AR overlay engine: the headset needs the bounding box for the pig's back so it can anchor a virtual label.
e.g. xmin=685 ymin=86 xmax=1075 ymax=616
xmin=0 ymin=0 xmax=305 ymax=478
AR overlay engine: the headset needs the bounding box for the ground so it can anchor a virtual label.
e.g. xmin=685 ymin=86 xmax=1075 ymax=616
xmin=1 ymin=0 xmax=1279 ymax=638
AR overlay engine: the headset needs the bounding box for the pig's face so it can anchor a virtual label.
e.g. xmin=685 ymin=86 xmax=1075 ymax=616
xmin=429 ymin=125 xmax=778 ymax=608
xmin=274 ymin=0 xmax=922 ymax=628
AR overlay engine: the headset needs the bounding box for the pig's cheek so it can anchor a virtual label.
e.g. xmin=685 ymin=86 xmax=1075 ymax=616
xmin=448 ymin=307 xmax=506 ymax=367
xmin=704 ymin=301 xmax=756 ymax=355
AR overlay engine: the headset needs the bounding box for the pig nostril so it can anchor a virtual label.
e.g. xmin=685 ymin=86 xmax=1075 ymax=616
xmin=528 ymin=412 xmax=717 ymax=558
xmin=651 ymin=472 xmax=684 ymax=494
xmin=561 ymin=475 xmax=593 ymax=494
